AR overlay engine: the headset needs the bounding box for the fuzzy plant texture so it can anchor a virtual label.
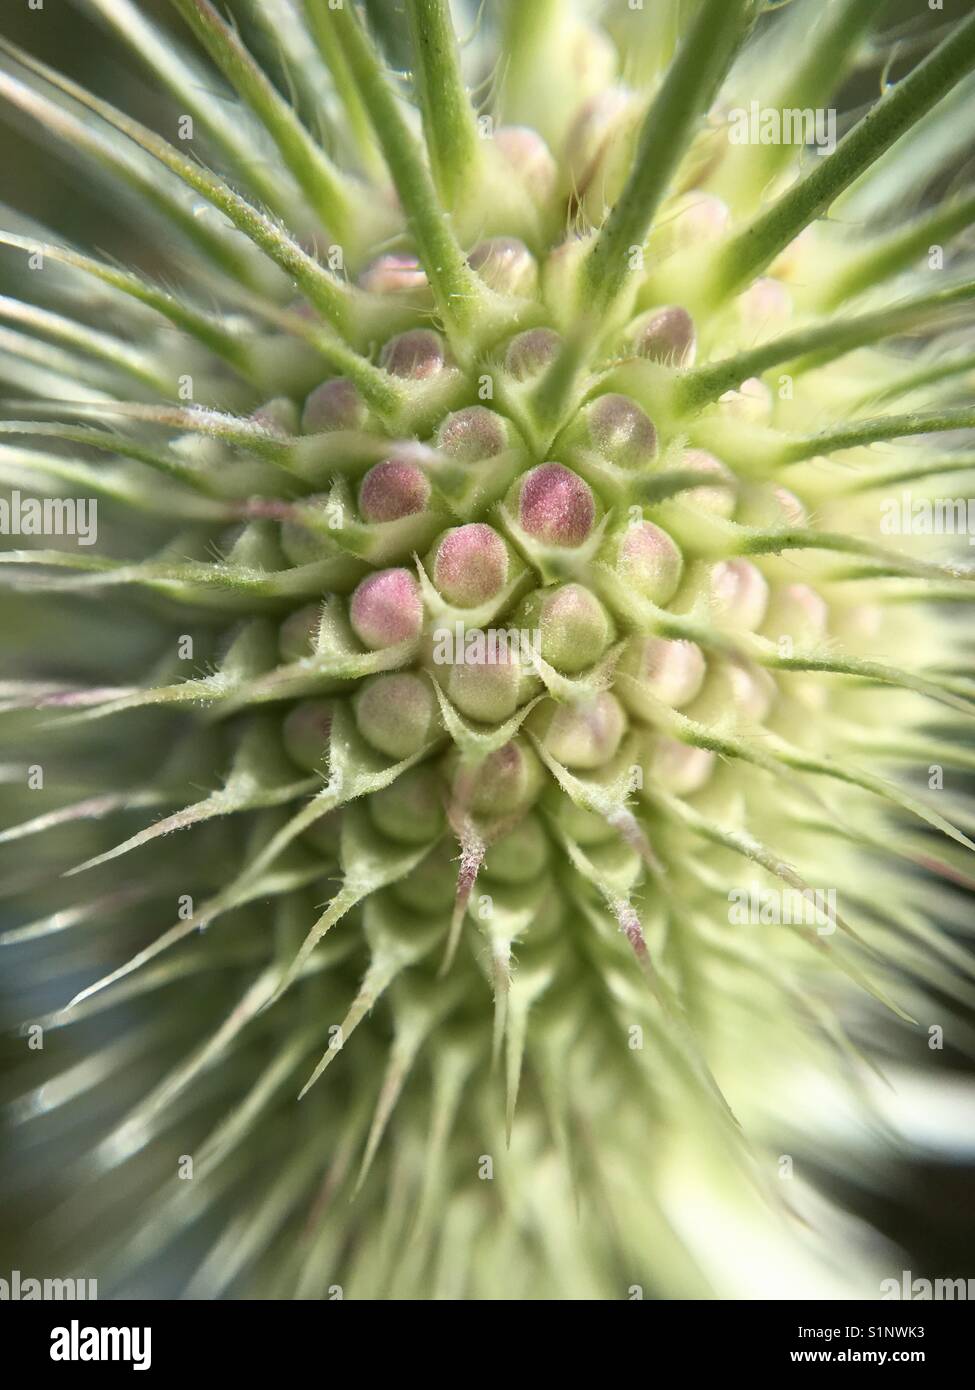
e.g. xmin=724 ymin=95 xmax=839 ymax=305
xmin=2 ymin=0 xmax=975 ymax=1301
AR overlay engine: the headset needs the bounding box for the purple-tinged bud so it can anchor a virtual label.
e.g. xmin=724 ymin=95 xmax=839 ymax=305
xmin=528 ymin=692 xmax=626 ymax=770
xmin=354 ymin=671 xmax=438 ymax=758
xmin=358 ymin=254 xmax=428 ymax=293
xmin=436 ymin=406 xmax=509 ymax=463
xmin=468 ymin=237 xmax=538 ymax=297
xmin=617 ymin=637 xmax=706 ymax=717
xmin=708 ymin=559 xmax=770 ymax=631
xmin=564 ymin=89 xmax=638 ymax=212
xmin=349 ymin=568 xmax=424 ymax=650
xmin=579 ymin=393 xmax=657 ymax=470
xmin=606 ymin=521 xmax=684 ymax=606
xmin=358 ymin=458 xmax=431 ymax=523
xmin=629 ymin=306 xmax=697 ymax=367
xmin=445 ymin=643 xmax=529 ymax=724
xmin=687 ymin=660 xmax=775 ymax=727
xmin=380 ymin=328 xmax=446 ymax=380
xmin=718 ymin=376 xmax=772 ymax=424
xmin=369 ymin=765 xmax=445 ymax=845
xmin=518 ymin=583 xmax=613 ymax=674
xmin=446 ymin=738 xmax=544 ymax=816
xmin=280 ymin=493 xmax=333 ymax=567
xmin=503 ymin=327 xmax=562 ymax=382
xmin=302 ymin=378 xmax=369 ymax=434
xmin=762 ymin=582 xmax=829 ymax=643
xmin=679 ymin=449 xmax=737 ymax=518
xmin=279 ymin=603 xmax=322 ymax=662
xmin=494 ymin=126 xmax=557 ymax=200
xmin=430 ymin=523 xmax=509 ymax=608
xmin=283 ymin=699 xmax=333 ymax=773
xmin=483 ymin=814 xmax=550 ymax=883
xmin=517 ymin=463 xmax=596 ymax=547
xmin=736 ymin=277 xmax=792 ymax=334
xmin=252 ymin=397 xmax=299 ymax=435
xmin=736 ymin=484 xmax=807 ymax=529
xmin=655 ymin=191 xmax=730 ymax=256
xmin=646 ymin=737 xmax=715 ymax=796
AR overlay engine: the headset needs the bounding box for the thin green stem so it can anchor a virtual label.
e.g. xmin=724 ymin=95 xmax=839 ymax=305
xmin=300 ymin=0 xmax=382 ymax=175
xmin=0 ymin=294 xmax=170 ymax=395
xmin=714 ymin=0 xmax=887 ymax=203
xmin=0 ymin=230 xmax=255 ymax=374
xmin=823 ymin=191 xmax=975 ymax=305
xmin=406 ymin=0 xmax=482 ymax=209
xmin=737 ymin=528 xmax=972 ymax=584
xmin=0 ymin=37 xmax=353 ymax=329
xmin=498 ymin=0 xmax=561 ymax=124
xmin=86 ymin=0 xmax=296 ymax=219
xmin=847 ymin=456 xmax=975 ymax=492
xmin=582 ymin=0 xmax=759 ymax=323
xmin=708 ymin=10 xmax=975 ymax=300
xmin=170 ymin=0 xmax=352 ymax=239
xmin=0 ymin=66 xmax=256 ymax=286
xmin=886 ymin=352 xmax=975 ymax=402
xmin=530 ymin=324 xmax=590 ymax=450
xmin=675 ymin=279 xmax=975 ymax=411
xmin=321 ymin=0 xmax=488 ymax=346
xmin=777 ymin=406 xmax=975 ymax=464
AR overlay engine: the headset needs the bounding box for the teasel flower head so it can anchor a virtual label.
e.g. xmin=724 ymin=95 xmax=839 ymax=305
xmin=3 ymin=0 xmax=975 ymax=1300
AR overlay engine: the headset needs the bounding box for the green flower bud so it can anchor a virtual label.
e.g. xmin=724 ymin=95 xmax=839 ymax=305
xmin=685 ymin=660 xmax=776 ymax=727
xmin=576 ymin=393 xmax=657 ymax=470
xmin=628 ymin=306 xmax=697 ymax=366
xmin=445 ymin=640 xmax=535 ymax=723
xmin=603 ymin=520 xmax=684 ymax=606
xmin=302 ymin=378 xmax=369 ymax=433
xmin=283 ymin=700 xmax=333 ymax=773
xmin=645 ymin=736 xmax=716 ymax=796
xmin=380 ymin=328 xmax=447 ymax=379
xmin=503 ymin=327 xmax=563 ymax=381
xmin=617 ymin=637 xmax=706 ymax=717
xmin=517 ymin=582 xmax=614 ymax=674
xmin=279 ymin=603 xmax=322 ymax=663
xmin=468 ymin=237 xmax=538 ymax=297
xmin=436 ymin=405 xmax=512 ymax=462
xmin=392 ymin=841 xmax=461 ymax=913
xmin=483 ymin=814 xmax=550 ymax=883
xmin=354 ymin=671 xmax=439 ymax=758
xmin=369 ymin=764 xmax=445 ymax=845
xmin=445 ymin=738 xmax=544 ymax=817
xmin=528 ymin=692 xmax=626 ymax=769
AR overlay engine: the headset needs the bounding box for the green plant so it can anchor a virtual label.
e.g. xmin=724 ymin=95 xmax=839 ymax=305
xmin=2 ymin=0 xmax=974 ymax=1299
